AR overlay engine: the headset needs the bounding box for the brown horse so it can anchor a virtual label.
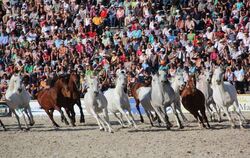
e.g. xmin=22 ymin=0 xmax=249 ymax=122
xmin=0 ymin=119 xmax=6 ymax=131
xmin=63 ymin=72 xmax=85 ymax=123
xmin=181 ymin=75 xmax=210 ymax=128
xmin=37 ymin=76 xmax=75 ymax=127
xmin=130 ymin=78 xmax=152 ymax=123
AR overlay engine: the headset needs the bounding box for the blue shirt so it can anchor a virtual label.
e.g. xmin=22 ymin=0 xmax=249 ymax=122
xmin=55 ymin=39 xmax=63 ymax=48
xmin=0 ymin=35 xmax=9 ymax=45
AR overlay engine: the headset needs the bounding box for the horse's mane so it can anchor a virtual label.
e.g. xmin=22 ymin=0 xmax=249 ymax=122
xmin=7 ymin=76 xmax=15 ymax=92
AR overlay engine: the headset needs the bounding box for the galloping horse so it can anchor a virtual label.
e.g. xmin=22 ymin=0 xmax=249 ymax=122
xmin=197 ymin=69 xmax=220 ymax=122
xmin=150 ymin=71 xmax=183 ymax=129
xmin=181 ymin=75 xmax=210 ymax=128
xmin=104 ymin=72 xmax=137 ymax=128
xmin=84 ymin=76 xmax=113 ymax=133
xmin=211 ymin=66 xmax=247 ymax=128
xmin=64 ymin=72 xmax=85 ymax=123
xmin=37 ymin=76 xmax=74 ymax=127
xmin=5 ymin=73 xmax=35 ymax=130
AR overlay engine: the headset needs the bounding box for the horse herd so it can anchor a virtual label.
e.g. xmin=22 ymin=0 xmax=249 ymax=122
xmin=0 ymin=66 xmax=248 ymax=132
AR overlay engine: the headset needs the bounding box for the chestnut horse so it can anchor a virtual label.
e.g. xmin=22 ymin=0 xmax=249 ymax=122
xmin=181 ymin=75 xmax=210 ymax=128
xmin=37 ymin=76 xmax=75 ymax=127
xmin=130 ymin=78 xmax=152 ymax=123
xmin=65 ymin=72 xmax=85 ymax=123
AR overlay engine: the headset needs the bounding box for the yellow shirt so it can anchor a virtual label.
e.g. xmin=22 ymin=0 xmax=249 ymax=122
xmin=92 ymin=17 xmax=103 ymax=25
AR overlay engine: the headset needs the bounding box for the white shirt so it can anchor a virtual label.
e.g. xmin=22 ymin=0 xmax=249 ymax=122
xmin=234 ymin=69 xmax=244 ymax=81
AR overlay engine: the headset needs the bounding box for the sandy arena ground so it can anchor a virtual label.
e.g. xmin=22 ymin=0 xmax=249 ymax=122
xmin=0 ymin=112 xmax=250 ymax=158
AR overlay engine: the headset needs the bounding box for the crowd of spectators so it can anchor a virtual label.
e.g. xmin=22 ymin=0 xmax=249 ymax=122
xmin=0 ymin=0 xmax=249 ymax=99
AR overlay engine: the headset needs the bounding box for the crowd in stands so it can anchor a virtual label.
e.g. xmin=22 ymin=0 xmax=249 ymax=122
xmin=0 ymin=0 xmax=249 ymax=99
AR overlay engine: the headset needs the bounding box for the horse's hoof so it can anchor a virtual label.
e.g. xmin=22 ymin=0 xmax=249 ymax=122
xmin=80 ymin=119 xmax=85 ymax=123
xmin=30 ymin=121 xmax=35 ymax=126
xmin=179 ymin=125 xmax=184 ymax=129
xmin=166 ymin=125 xmax=171 ymax=130
xmin=25 ymin=128 xmax=30 ymax=131
xmin=169 ymin=123 xmax=173 ymax=128
xmin=65 ymin=121 xmax=69 ymax=125
xmin=231 ymin=125 xmax=236 ymax=129
xmin=140 ymin=119 xmax=144 ymax=123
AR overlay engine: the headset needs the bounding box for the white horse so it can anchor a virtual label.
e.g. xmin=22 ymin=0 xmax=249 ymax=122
xmin=197 ymin=69 xmax=221 ymax=122
xmin=150 ymin=71 xmax=183 ymax=129
xmin=83 ymin=76 xmax=113 ymax=133
xmin=170 ymin=73 xmax=188 ymax=122
xmin=104 ymin=72 xmax=137 ymax=128
xmin=211 ymin=66 xmax=247 ymax=128
xmin=5 ymin=74 xmax=35 ymax=130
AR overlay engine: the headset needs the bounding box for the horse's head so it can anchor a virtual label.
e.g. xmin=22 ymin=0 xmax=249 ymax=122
xmin=212 ymin=66 xmax=224 ymax=85
xmin=70 ymin=73 xmax=81 ymax=91
xmin=186 ymin=75 xmax=196 ymax=92
xmin=9 ymin=73 xmax=23 ymax=94
xmin=116 ymin=71 xmax=127 ymax=88
xmin=158 ymin=70 xmax=169 ymax=84
xmin=86 ymin=76 xmax=99 ymax=95
xmin=203 ymin=69 xmax=213 ymax=83
xmin=174 ymin=74 xmax=185 ymax=90
xmin=56 ymin=77 xmax=71 ymax=97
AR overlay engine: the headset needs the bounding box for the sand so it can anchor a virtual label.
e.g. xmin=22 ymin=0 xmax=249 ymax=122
xmin=0 ymin=113 xmax=250 ymax=158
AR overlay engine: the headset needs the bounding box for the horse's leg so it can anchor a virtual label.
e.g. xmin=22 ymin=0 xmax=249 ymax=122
xmin=102 ymin=108 xmax=113 ymax=133
xmin=163 ymin=106 xmax=172 ymax=130
xmin=233 ymin=102 xmax=247 ymax=128
xmin=222 ymin=106 xmax=235 ymax=128
xmin=77 ymin=99 xmax=85 ymax=123
xmin=156 ymin=112 xmax=162 ymax=127
xmin=0 ymin=120 xmax=6 ymax=131
xmin=135 ymin=99 xmax=144 ymax=123
xmin=152 ymin=105 xmax=166 ymax=127
xmin=21 ymin=111 xmax=30 ymax=130
xmin=117 ymin=107 xmax=132 ymax=126
xmin=200 ymin=108 xmax=210 ymax=128
xmin=205 ymin=102 xmax=213 ymax=122
xmin=113 ymin=113 xmax=125 ymax=127
xmin=25 ymin=106 xmax=35 ymax=126
xmin=12 ymin=110 xmax=22 ymax=130
xmin=90 ymin=109 xmax=104 ymax=131
xmin=24 ymin=109 xmax=31 ymax=124
xmin=127 ymin=109 xmax=137 ymax=128
xmin=56 ymin=107 xmax=69 ymax=125
xmin=65 ymin=108 xmax=76 ymax=127
xmin=45 ymin=109 xmax=59 ymax=127
xmin=211 ymin=102 xmax=221 ymax=122
xmin=171 ymin=103 xmax=184 ymax=129
xmin=145 ymin=111 xmax=154 ymax=127
xmin=96 ymin=115 xmax=106 ymax=131
xmin=177 ymin=102 xmax=188 ymax=122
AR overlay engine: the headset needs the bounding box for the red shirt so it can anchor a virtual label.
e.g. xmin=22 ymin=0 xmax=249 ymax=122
xmin=76 ymin=43 xmax=83 ymax=53
xmin=119 ymin=53 xmax=126 ymax=62
xmin=100 ymin=9 xmax=108 ymax=18
xmin=87 ymin=31 xmax=97 ymax=38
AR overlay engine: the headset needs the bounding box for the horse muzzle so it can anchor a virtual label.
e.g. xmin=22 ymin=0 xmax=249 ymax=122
xmin=216 ymin=80 xmax=221 ymax=84
xmin=18 ymin=88 xmax=22 ymax=93
xmin=94 ymin=91 xmax=99 ymax=96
